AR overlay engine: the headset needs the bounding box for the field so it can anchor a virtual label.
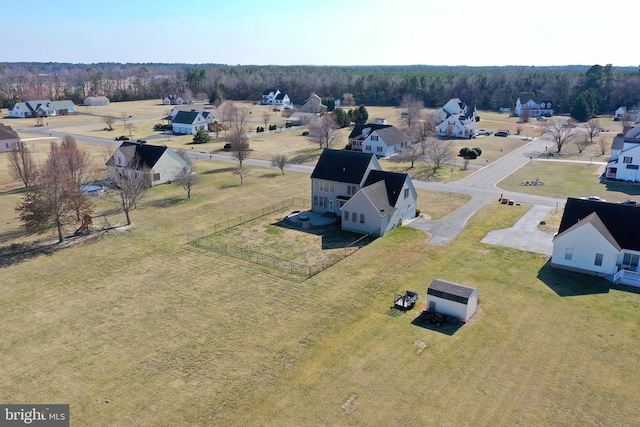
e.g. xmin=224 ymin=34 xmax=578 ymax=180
xmin=1 ymin=102 xmax=640 ymax=425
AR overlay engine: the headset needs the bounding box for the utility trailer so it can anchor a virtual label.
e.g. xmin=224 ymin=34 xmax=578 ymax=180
xmin=394 ymin=291 xmax=419 ymax=310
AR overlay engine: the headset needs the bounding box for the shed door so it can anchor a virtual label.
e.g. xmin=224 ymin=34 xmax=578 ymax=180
xmin=429 ymin=301 xmax=436 ymax=311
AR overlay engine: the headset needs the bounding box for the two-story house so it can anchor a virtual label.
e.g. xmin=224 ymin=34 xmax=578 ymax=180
xmin=170 ymin=111 xmax=210 ymax=135
xmin=434 ymin=98 xmax=478 ymax=125
xmin=605 ymin=124 xmax=640 ymax=182
xmin=348 ymin=121 xmax=411 ymax=157
xmin=261 ymin=89 xmax=291 ymax=106
xmin=514 ymin=97 xmax=553 ymax=117
xmin=310 ymin=149 xmax=417 ymax=236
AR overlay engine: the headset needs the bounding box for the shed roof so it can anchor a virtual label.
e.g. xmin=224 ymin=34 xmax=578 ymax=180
xmin=428 ymin=279 xmax=477 ymax=304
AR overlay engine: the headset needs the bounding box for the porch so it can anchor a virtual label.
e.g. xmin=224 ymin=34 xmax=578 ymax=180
xmin=606 ymin=269 xmax=640 ymax=287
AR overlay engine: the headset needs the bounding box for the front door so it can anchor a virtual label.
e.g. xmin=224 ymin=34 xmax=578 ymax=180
xmin=328 ymin=200 xmax=334 ymax=212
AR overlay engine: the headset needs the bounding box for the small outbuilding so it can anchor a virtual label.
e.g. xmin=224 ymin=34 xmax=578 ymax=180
xmin=427 ymin=279 xmax=478 ymax=322
xmin=84 ymin=96 xmax=110 ymax=106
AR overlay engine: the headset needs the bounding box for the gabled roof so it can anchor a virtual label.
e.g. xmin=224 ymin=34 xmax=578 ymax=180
xmin=554 ymin=212 xmax=621 ymax=251
xmin=428 ymin=279 xmax=476 ymax=304
xmin=310 ymin=149 xmax=376 ymax=184
xmin=172 ymin=111 xmax=201 ymax=125
xmin=557 ymin=197 xmax=640 ymax=251
xmin=348 ymin=123 xmax=391 ymax=140
xmin=372 ymin=126 xmax=409 ymax=147
xmin=357 ymin=180 xmax=395 ymax=217
xmin=624 ymin=124 xmax=640 ymax=140
xmin=263 ymin=88 xmax=277 ymax=95
xmin=275 ymin=93 xmax=287 ymax=100
xmin=107 ymin=142 xmax=168 ymax=170
xmin=0 ymin=124 xmax=20 ymax=141
xmin=363 ymin=170 xmax=409 ymax=207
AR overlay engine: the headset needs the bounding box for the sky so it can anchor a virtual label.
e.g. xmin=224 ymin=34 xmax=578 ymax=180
xmin=2 ymin=0 xmax=633 ymax=67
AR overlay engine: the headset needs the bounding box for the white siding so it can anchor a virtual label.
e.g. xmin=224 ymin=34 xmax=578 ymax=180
xmin=428 ymin=289 xmax=478 ymax=322
xmin=551 ymin=224 xmax=620 ymax=275
xmin=342 ymin=191 xmax=388 ymax=236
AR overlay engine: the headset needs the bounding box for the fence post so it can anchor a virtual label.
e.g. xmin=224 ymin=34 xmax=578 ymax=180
xmin=210 ymin=239 xmax=212 ymax=251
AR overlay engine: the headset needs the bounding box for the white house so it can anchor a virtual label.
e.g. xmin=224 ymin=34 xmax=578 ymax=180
xmin=605 ymin=124 xmax=640 ymax=182
xmin=426 ymin=279 xmax=478 ymax=322
xmin=171 ymin=111 xmax=209 ymax=135
xmin=310 ymin=149 xmax=417 ymax=237
xmin=0 ymin=124 xmax=21 ymax=153
xmin=9 ymin=100 xmax=76 ymax=118
xmin=348 ymin=123 xmax=411 ymax=157
xmin=162 ymin=95 xmax=185 ymax=105
xmin=514 ymin=97 xmax=553 ymax=117
xmin=551 ymin=197 xmax=640 ymax=287
xmin=261 ymin=89 xmax=291 ymax=106
xmin=434 ymin=98 xmax=478 ymax=124
xmin=436 ymin=114 xmax=476 ymax=139
xmin=614 ymin=106 xmax=640 ymax=122
xmin=83 ymin=96 xmax=110 ymax=106
xmin=106 ymin=142 xmax=191 ymax=186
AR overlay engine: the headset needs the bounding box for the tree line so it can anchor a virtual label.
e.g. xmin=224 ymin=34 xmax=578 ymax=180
xmin=1 ymin=63 xmax=639 ymax=118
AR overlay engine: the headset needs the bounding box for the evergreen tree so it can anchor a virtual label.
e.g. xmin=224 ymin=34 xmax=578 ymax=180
xmin=192 ymin=128 xmax=211 ymax=144
xmin=333 ymin=107 xmax=351 ymax=127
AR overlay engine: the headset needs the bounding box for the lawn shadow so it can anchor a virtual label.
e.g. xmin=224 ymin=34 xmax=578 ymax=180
xmin=0 ymin=241 xmax=57 ymax=268
xmin=148 ymin=196 xmax=185 ymax=208
xmin=0 ymin=186 xmax=27 ymax=196
xmin=537 ymin=263 xmax=611 ymax=297
xmin=410 ymin=315 xmax=463 ymax=336
xmin=273 ymin=219 xmax=374 ymax=250
xmin=201 ymin=166 xmax=237 ymax=175
xmin=602 ymin=180 xmax=640 ymax=196
xmin=289 ymin=149 xmax=320 ymax=165
xmin=260 ymin=172 xmax=280 ymax=178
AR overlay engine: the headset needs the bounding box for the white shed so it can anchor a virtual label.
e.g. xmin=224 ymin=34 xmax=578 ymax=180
xmin=427 ymin=279 xmax=478 ymax=322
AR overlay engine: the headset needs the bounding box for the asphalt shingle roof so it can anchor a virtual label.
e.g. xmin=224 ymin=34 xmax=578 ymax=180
xmin=363 ymin=170 xmax=408 ymax=206
xmin=310 ymin=149 xmax=376 ymax=185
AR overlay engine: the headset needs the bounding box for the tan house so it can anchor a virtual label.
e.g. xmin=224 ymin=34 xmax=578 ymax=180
xmin=0 ymin=124 xmax=21 ymax=153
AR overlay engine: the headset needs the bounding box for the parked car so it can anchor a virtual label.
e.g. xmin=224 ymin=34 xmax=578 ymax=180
xmin=619 ymin=199 xmax=638 ymax=205
xmin=495 ymin=130 xmax=510 ymax=137
xmin=581 ymin=196 xmax=606 ymax=202
xmin=536 ymin=116 xmax=547 ymax=122
xmin=476 ymin=129 xmax=493 ymax=136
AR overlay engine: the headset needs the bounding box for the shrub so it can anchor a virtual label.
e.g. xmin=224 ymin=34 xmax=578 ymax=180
xmin=472 ymin=147 xmax=482 ymax=156
xmin=459 ymin=147 xmax=470 ymax=157
xmin=415 ymin=209 xmax=421 ymax=217
xmin=256 ymin=126 xmax=263 ymax=133
xmin=465 ymin=149 xmax=478 ymax=159
xmin=285 ymin=122 xmax=292 ymax=128
xmin=345 ymin=143 xmax=352 ymax=150
xmin=302 ymin=131 xmax=309 ymax=136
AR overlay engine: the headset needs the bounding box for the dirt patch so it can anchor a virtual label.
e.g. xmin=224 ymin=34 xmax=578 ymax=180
xmin=340 ymin=394 xmax=358 ymax=413
xmin=414 ymin=340 xmax=428 ymax=354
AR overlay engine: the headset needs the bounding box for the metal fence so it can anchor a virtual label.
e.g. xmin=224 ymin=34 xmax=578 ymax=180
xmin=186 ymin=198 xmax=374 ymax=278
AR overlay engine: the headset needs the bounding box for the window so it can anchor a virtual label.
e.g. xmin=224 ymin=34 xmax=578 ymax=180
xmin=352 ymin=212 xmax=357 ymax=222
xmin=5 ymin=143 xmax=8 ymax=149
xmin=594 ymin=253 xmax=603 ymax=266
xmin=313 ymin=195 xmax=318 ymax=206
xmin=153 ymin=173 xmax=160 ymax=181
xmin=565 ymin=248 xmax=573 ymax=260
xmin=623 ymin=156 xmax=633 ymax=164
xmin=314 ymin=179 xmax=319 ymax=191
xmin=365 ymin=145 xmax=371 ymax=151
xmin=404 ymin=188 xmax=409 ymax=198
xmin=360 ymin=213 xmax=365 ymax=223
xmin=623 ymin=253 xmax=639 ymax=268
xmin=344 ymin=211 xmax=349 ymax=221
xmin=329 ymin=182 xmax=334 ymax=193
xmin=371 ymin=135 xmax=379 ymax=141
xmin=321 ymin=197 xmax=328 ymax=208
xmin=377 ymin=146 xmax=383 ymax=153
xmin=347 ymin=185 xmax=357 ymax=196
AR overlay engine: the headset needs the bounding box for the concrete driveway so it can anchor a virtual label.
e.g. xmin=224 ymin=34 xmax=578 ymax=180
xmin=480 ymin=204 xmax=554 ymax=255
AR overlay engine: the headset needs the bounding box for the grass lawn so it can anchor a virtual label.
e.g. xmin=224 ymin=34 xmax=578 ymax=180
xmin=1 ymin=157 xmax=639 ymax=425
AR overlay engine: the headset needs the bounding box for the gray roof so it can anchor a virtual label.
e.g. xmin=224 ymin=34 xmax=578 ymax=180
xmin=0 ymin=124 xmax=19 ymax=141
xmin=358 ymin=180 xmax=395 ymax=217
xmin=374 ymin=126 xmax=409 ymax=147
xmin=427 ymin=279 xmax=477 ymax=304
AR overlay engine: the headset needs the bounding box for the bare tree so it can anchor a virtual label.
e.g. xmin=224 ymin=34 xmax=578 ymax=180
xmin=109 ymin=168 xmax=151 ymax=226
xmin=543 ymin=119 xmax=578 ymax=153
xmin=7 ymin=142 xmax=37 ymax=188
xmin=621 ymin=113 xmax=634 ymax=135
xmin=16 ymin=142 xmax=93 ymax=242
xmin=342 ymin=93 xmax=356 ymax=107
xmin=574 ymin=137 xmax=593 ymax=154
xmin=262 ymin=112 xmax=270 ymax=129
xmin=519 ymin=107 xmax=532 ymax=123
xmin=598 ymin=138 xmax=607 ymax=155
xmin=124 ymin=123 xmax=137 ymax=137
xmin=35 ymin=116 xmax=44 ymax=127
xmin=120 ymin=112 xmax=130 ymax=126
xmin=180 ymin=170 xmax=199 ymax=199
xmin=271 ymin=154 xmax=289 ymax=175
xmin=399 ymin=142 xmax=424 ymax=169
xmin=58 ymin=135 xmax=93 ymax=220
xmin=401 ymin=95 xmax=424 ymax=129
xmin=103 ymin=115 xmax=116 ymax=131
xmin=307 ymin=115 xmax=340 ymax=149
xmin=226 ymin=131 xmax=251 ymax=167
xmin=423 ymin=137 xmax=453 ymax=171
xmin=208 ymin=121 xmax=224 ymax=138
xmin=585 ymin=118 xmax=602 ymax=143
xmin=233 ymin=167 xmax=249 ymax=185
xmin=222 ymin=102 xmax=249 ymax=135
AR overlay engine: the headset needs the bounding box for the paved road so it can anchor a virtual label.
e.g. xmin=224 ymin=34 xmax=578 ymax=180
xmin=26 ymin=119 xmax=571 ymax=253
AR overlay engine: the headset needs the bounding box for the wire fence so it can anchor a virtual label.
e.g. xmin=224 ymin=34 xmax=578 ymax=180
xmin=185 ymin=198 xmax=374 ymax=278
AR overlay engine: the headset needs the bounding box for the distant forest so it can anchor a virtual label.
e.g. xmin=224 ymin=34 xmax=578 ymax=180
xmin=1 ymin=63 xmax=639 ymax=118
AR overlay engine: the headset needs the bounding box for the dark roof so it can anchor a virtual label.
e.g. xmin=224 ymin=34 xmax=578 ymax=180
xmin=611 ymin=136 xmax=625 ymax=151
xmin=0 ymin=124 xmax=20 ymax=140
xmin=310 ymin=149 xmax=376 ymax=184
xmin=263 ymin=88 xmax=277 ymax=95
xmin=172 ymin=111 xmax=200 ymax=125
xmin=558 ymin=197 xmax=640 ymax=251
xmin=348 ymin=123 xmax=391 ymax=140
xmin=363 ymin=170 xmax=408 ymax=207
xmin=428 ymin=279 xmax=477 ymax=304
xmin=275 ymin=93 xmax=287 ymax=100
xmin=110 ymin=142 xmax=168 ymax=169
